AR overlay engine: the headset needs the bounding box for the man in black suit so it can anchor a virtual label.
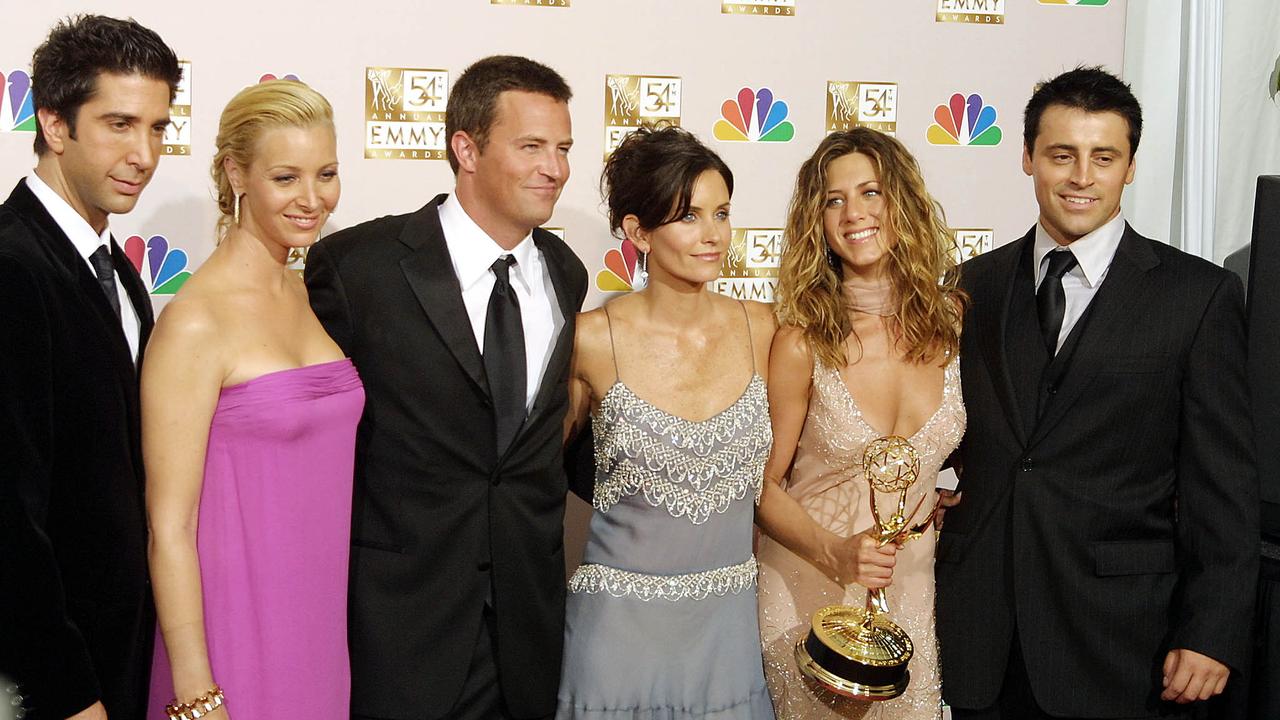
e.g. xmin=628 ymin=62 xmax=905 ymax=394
xmin=305 ymin=56 xmax=586 ymax=720
xmin=0 ymin=15 xmax=181 ymax=720
xmin=936 ymin=67 xmax=1257 ymax=719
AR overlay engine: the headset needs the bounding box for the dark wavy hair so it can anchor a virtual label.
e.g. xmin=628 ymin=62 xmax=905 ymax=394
xmin=30 ymin=14 xmax=181 ymax=155
xmin=601 ymin=124 xmax=733 ymax=236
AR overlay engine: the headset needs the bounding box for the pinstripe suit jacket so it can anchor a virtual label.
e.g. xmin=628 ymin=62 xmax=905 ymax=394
xmin=936 ymin=224 xmax=1258 ymax=717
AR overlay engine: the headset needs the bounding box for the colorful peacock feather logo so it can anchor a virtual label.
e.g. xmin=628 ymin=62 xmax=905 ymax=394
xmin=927 ymin=93 xmax=1003 ymax=146
xmin=1038 ymin=0 xmax=1108 ymax=5
xmin=596 ymin=237 xmax=640 ymax=292
xmin=259 ymin=73 xmax=301 ymax=83
xmin=0 ymin=69 xmax=36 ymax=133
xmin=124 ymin=235 xmax=192 ymax=295
xmin=714 ymin=87 xmax=795 ymax=143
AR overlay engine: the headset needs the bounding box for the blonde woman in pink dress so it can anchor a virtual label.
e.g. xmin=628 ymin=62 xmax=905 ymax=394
xmin=755 ymin=128 xmax=966 ymax=720
xmin=144 ymin=81 xmax=361 ymax=719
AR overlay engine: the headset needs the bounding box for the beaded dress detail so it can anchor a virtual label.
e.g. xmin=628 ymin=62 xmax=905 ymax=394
xmin=556 ymin=303 xmax=776 ymax=720
xmin=757 ymin=355 xmax=964 ymax=720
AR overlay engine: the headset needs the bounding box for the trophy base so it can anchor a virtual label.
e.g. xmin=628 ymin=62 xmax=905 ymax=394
xmin=795 ymin=638 xmax=910 ymax=700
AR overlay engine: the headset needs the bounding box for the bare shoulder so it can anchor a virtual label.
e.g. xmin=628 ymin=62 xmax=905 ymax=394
xmin=573 ymin=305 xmax=620 ymax=381
xmin=575 ymin=306 xmax=612 ymax=350
xmin=149 ymin=292 xmax=221 ymax=355
xmin=741 ymin=298 xmax=777 ymax=336
xmin=771 ymin=325 xmax=811 ymax=359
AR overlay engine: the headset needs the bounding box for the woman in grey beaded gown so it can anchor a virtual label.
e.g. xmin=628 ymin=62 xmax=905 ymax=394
xmin=754 ymin=129 xmax=967 ymax=720
xmin=557 ymin=125 xmax=776 ymax=720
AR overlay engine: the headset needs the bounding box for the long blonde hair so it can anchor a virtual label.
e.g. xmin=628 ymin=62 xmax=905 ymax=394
xmin=211 ymin=80 xmax=334 ymax=239
xmin=776 ymin=128 xmax=965 ymax=368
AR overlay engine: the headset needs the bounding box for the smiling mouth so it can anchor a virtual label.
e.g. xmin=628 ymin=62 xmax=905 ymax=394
xmin=844 ymin=227 xmax=878 ymax=243
xmin=286 ymin=214 xmax=322 ymax=229
xmin=1062 ymin=195 xmax=1098 ymax=207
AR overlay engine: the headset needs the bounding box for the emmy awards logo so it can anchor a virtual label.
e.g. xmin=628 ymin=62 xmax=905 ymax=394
xmin=711 ymin=229 xmax=782 ymax=302
xmin=364 ymin=66 xmax=449 ymax=160
xmin=953 ymin=228 xmax=994 ymax=263
xmin=603 ymin=73 xmax=682 ymax=158
xmin=826 ymin=81 xmax=897 ymax=135
xmin=795 ymin=435 xmax=937 ymax=700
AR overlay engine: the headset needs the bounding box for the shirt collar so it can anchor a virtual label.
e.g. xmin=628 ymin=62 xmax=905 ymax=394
xmin=438 ymin=193 xmax=536 ymax=292
xmin=1033 ymin=212 xmax=1126 ymax=288
xmin=26 ymin=172 xmax=112 ymax=260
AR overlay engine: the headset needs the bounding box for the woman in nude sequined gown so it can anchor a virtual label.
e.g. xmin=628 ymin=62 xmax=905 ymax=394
xmin=557 ymin=126 xmax=776 ymax=719
xmin=755 ymin=129 xmax=966 ymax=720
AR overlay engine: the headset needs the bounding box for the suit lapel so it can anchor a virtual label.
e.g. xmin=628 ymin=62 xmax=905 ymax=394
xmin=398 ymin=195 xmax=488 ymax=397
xmin=7 ymin=181 xmax=138 ymax=387
xmin=1027 ymin=226 xmax=1159 ymax=448
xmin=975 ymin=230 xmax=1034 ymax=447
xmin=524 ymin=229 xmax=576 ymax=426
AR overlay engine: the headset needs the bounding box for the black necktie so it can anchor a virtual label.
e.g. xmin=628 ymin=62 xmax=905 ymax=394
xmin=89 ymin=245 xmax=122 ymax=319
xmin=484 ymin=255 xmax=526 ymax=453
xmin=1036 ymin=249 xmax=1078 ymax=355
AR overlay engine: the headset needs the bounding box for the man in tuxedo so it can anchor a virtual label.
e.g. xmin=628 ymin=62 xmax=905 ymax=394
xmin=936 ymin=67 xmax=1257 ymax=719
xmin=305 ymin=55 xmax=586 ymax=720
xmin=0 ymin=15 xmax=181 ymax=720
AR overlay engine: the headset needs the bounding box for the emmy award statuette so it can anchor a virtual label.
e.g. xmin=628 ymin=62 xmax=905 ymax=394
xmin=794 ymin=435 xmax=936 ymax=700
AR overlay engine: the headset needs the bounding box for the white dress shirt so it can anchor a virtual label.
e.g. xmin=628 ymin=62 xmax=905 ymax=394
xmin=1033 ymin=212 xmax=1126 ymax=354
xmin=26 ymin=173 xmax=142 ymax=362
xmin=438 ymin=194 xmax=562 ymax=411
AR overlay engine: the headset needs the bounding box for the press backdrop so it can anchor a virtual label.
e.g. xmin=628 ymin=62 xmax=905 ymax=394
xmin=0 ymin=0 xmax=1127 ymax=570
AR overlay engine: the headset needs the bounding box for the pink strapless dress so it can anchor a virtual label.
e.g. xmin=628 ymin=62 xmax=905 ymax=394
xmin=148 ymin=359 xmax=364 ymax=718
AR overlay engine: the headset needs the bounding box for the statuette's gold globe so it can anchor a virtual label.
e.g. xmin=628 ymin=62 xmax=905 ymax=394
xmin=863 ymin=435 xmax=920 ymax=494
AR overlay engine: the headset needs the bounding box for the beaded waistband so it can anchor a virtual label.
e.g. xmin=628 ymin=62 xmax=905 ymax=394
xmin=568 ymin=556 xmax=757 ymax=602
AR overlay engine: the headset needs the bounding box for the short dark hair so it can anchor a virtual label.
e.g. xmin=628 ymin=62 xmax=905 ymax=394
xmin=30 ymin=15 xmax=182 ymax=155
xmin=1024 ymin=66 xmax=1143 ymax=157
xmin=602 ymin=124 xmax=734 ymax=236
xmin=445 ymin=55 xmax=572 ymax=173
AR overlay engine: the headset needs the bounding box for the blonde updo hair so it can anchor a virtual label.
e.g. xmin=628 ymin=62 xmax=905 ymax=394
xmin=211 ymin=80 xmax=334 ymax=238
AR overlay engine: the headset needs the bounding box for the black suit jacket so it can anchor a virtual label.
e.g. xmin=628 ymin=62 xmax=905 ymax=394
xmin=305 ymin=195 xmax=588 ymax=719
xmin=936 ymin=225 xmax=1258 ymax=717
xmin=0 ymin=180 xmax=155 ymax=719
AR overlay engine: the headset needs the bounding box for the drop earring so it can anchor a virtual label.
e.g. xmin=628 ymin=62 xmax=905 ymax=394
xmin=233 ymin=193 xmax=242 ymax=225
xmin=634 ymin=251 xmax=649 ymax=291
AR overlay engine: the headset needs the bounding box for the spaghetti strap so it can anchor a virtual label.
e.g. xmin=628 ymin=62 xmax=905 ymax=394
xmin=603 ymin=306 xmax=621 ymax=383
xmin=738 ymin=300 xmax=756 ymax=374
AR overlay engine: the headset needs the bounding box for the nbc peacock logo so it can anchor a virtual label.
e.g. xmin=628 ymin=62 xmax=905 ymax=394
xmin=124 ymin=235 xmax=192 ymax=295
xmin=714 ymin=87 xmax=794 ymax=143
xmin=259 ymin=73 xmax=300 ymax=83
xmin=0 ymin=69 xmax=35 ymax=133
xmin=927 ymin=93 xmax=1002 ymax=147
xmin=596 ymin=237 xmax=640 ymax=293
xmin=1039 ymin=0 xmax=1108 ymax=4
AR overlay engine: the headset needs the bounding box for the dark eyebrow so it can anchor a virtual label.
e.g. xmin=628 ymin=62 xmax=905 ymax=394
xmin=516 ymin=134 xmax=575 ymax=148
xmin=98 ymin=112 xmax=141 ymax=123
xmin=1044 ymin=143 xmax=1124 ymax=155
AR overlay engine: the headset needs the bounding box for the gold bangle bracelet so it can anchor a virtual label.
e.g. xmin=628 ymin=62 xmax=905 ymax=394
xmin=165 ymin=684 xmax=224 ymax=720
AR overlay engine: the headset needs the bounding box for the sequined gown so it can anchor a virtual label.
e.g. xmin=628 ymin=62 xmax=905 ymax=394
xmin=757 ymin=357 xmax=964 ymax=720
xmin=556 ymin=307 xmax=776 ymax=720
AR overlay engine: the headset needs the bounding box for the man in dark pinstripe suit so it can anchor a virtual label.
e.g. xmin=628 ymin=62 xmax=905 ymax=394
xmin=936 ymin=67 xmax=1258 ymax=720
